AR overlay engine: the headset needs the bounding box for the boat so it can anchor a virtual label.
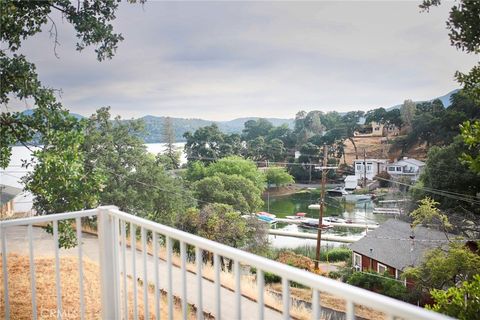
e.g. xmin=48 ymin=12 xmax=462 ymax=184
xmin=256 ymin=215 xmax=277 ymax=224
xmin=257 ymin=212 xmax=276 ymax=218
xmin=256 ymin=212 xmax=277 ymax=224
xmin=299 ymin=218 xmax=333 ymax=230
xmin=323 ymin=217 xmax=345 ymax=223
xmin=326 ymin=187 xmax=349 ymax=197
xmin=285 ymin=212 xmax=307 ymax=220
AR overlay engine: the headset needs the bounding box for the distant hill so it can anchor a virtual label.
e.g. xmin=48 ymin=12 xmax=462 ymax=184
xmin=20 ymin=109 xmax=85 ymax=120
xmin=16 ymin=89 xmax=459 ymax=143
xmin=387 ymin=89 xmax=459 ymax=111
xmin=140 ymin=116 xmax=294 ymax=143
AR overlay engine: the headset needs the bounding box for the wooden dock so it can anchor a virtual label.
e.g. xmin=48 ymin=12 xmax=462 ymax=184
xmin=268 ymin=229 xmax=358 ymax=243
xmin=275 ymin=218 xmax=379 ymax=229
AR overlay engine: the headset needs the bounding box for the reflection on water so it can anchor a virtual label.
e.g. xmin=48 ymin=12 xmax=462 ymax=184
xmin=263 ymin=191 xmax=391 ymax=249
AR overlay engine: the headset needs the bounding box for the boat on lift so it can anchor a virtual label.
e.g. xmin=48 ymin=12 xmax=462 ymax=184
xmin=285 ymin=212 xmax=307 ymax=220
xmin=326 ymin=186 xmax=349 ymax=197
xmin=299 ymin=218 xmax=334 ymax=230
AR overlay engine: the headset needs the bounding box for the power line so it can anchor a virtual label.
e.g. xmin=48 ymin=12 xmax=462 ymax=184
xmin=336 ymin=168 xmax=480 ymax=205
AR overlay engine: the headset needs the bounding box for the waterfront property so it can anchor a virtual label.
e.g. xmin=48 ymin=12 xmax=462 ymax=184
xmin=0 ymin=206 xmax=451 ymax=319
xmin=350 ymin=219 xmax=451 ymax=281
xmin=353 ymin=158 xmax=388 ymax=181
xmin=387 ymin=157 xmax=426 ymax=182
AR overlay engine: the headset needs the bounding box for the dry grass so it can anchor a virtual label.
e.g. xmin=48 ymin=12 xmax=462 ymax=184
xmin=0 ymin=254 xmax=193 ymax=320
xmin=270 ymin=283 xmax=386 ymax=320
xmin=86 ymin=225 xmax=386 ymax=320
xmin=34 ymin=222 xmax=384 ymax=319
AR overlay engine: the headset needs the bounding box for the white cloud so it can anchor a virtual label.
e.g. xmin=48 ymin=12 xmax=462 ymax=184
xmin=10 ymin=1 xmax=478 ymax=120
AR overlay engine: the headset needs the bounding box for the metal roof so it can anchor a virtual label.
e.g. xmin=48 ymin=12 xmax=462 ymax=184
xmin=389 ymin=158 xmax=425 ymax=167
xmin=350 ymin=219 xmax=451 ymax=270
xmin=0 ymin=184 xmax=23 ymax=206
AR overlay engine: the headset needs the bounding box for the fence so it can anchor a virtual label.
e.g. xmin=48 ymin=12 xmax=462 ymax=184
xmin=0 ymin=206 xmax=453 ymax=320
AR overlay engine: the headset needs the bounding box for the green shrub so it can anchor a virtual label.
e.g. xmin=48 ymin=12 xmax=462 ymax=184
xmin=264 ymin=271 xmax=282 ymax=284
xmin=250 ymin=267 xmax=282 ymax=284
xmin=347 ymin=271 xmax=408 ymax=301
xmin=328 ymin=271 xmax=342 ymax=279
xmin=321 ymin=247 xmax=352 ymax=262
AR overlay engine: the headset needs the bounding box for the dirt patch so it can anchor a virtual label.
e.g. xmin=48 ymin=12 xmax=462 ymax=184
xmin=0 ymin=254 xmax=193 ymax=320
xmin=269 ymin=283 xmax=386 ymax=320
xmin=343 ymin=136 xmax=428 ymax=166
xmin=344 ymin=137 xmax=392 ymax=164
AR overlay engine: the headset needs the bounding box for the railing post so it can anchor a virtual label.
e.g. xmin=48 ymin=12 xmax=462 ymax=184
xmin=98 ymin=206 xmax=120 ymax=320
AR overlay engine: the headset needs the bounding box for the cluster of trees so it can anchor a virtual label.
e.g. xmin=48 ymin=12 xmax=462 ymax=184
xmin=390 ymin=94 xmax=480 ymax=152
xmin=0 ymin=1 xmax=272 ymax=254
xmin=183 ymin=110 xmax=366 ymax=182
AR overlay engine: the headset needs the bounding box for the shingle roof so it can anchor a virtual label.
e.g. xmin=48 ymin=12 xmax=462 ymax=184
xmin=350 ymin=219 xmax=451 ymax=270
xmin=395 ymin=158 xmax=425 ymax=167
xmin=0 ymin=184 xmax=23 ymax=206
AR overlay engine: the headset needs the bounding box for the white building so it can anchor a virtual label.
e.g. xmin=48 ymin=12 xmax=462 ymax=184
xmin=354 ymin=159 xmax=388 ymax=181
xmin=387 ymin=157 xmax=425 ymax=181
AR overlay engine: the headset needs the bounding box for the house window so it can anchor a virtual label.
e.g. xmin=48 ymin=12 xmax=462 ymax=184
xmin=353 ymin=253 xmax=362 ymax=269
xmin=396 ymin=167 xmax=402 ymax=172
xmin=377 ymin=263 xmax=387 ymax=274
xmin=356 ymin=165 xmax=362 ymax=171
xmin=366 ymin=165 xmax=372 ymax=172
xmin=388 ymin=166 xmax=395 ymax=172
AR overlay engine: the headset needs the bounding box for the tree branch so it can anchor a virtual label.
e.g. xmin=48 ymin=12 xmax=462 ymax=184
xmin=47 ymin=15 xmax=60 ymax=59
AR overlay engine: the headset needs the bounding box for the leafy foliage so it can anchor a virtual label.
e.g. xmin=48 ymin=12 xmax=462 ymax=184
xmin=175 ymin=203 xmax=268 ymax=252
xmin=427 ymin=274 xmax=480 ymax=320
xmin=205 ymin=156 xmax=266 ymax=191
xmin=22 ymin=116 xmax=105 ymax=248
xmin=402 ymin=242 xmax=480 ymax=295
xmin=460 ymin=120 xmax=480 ymax=173
xmin=421 ymin=0 xmax=480 ymax=102
xmin=266 ymin=167 xmax=294 ymax=188
xmin=347 ymin=271 xmax=409 ymax=301
xmin=415 ymin=137 xmax=480 ymax=223
xmin=374 ymin=171 xmax=391 ymax=188
xmin=410 ymin=197 xmax=452 ymax=231
xmin=160 ymin=117 xmax=180 ymax=169
xmin=193 ymin=174 xmax=263 ymax=213
xmin=183 ymin=124 xmax=243 ymax=162
xmin=187 ymin=156 xmax=265 ymax=213
xmin=82 ymin=108 xmax=195 ymax=226
xmin=0 ymin=0 xmax=132 ymax=168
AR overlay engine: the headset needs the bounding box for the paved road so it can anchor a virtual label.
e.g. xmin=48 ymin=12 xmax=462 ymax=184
xmin=4 ymin=226 xmax=284 ymax=320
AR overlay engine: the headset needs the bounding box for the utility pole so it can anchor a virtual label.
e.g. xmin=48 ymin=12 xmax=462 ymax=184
xmin=363 ymin=148 xmax=367 ymax=188
xmin=315 ymin=144 xmax=328 ymax=270
xmin=266 ymin=160 xmax=270 ymax=212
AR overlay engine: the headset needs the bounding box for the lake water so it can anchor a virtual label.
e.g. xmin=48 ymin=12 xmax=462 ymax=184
xmin=264 ymin=192 xmax=390 ymax=249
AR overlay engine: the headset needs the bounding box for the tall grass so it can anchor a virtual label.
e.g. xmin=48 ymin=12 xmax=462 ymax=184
xmin=266 ymin=245 xmax=352 ymax=263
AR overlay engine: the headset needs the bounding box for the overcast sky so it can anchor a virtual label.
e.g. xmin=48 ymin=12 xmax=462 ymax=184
xmin=11 ymin=1 xmax=478 ymax=120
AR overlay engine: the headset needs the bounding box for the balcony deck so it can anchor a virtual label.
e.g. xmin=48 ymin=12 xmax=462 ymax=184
xmin=0 ymin=206 xmax=453 ymax=320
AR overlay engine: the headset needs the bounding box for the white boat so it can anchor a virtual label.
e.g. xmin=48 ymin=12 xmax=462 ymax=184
xmin=326 ymin=187 xmax=349 ymax=197
xmin=323 ymin=217 xmax=346 ymax=223
xmin=344 ymin=194 xmax=374 ymax=202
xmin=285 ymin=212 xmax=307 ymax=220
xmin=299 ymin=218 xmax=334 ymax=230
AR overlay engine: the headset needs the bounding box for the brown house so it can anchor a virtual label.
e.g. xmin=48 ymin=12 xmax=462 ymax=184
xmin=350 ymin=219 xmax=451 ymax=281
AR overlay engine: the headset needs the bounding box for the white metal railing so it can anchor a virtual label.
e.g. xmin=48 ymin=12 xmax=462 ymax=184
xmin=0 ymin=206 xmax=453 ymax=320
